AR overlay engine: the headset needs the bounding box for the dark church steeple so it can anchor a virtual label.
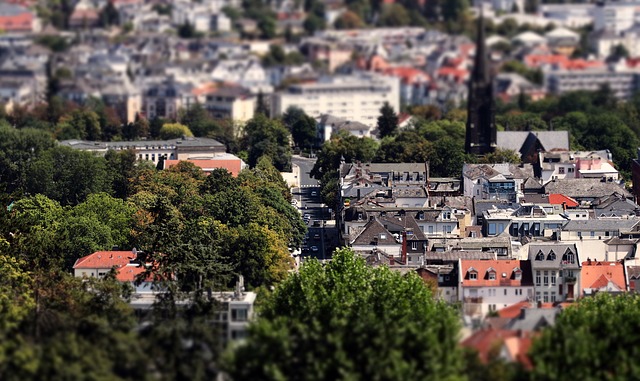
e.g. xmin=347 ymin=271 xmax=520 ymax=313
xmin=465 ymin=9 xmax=497 ymax=156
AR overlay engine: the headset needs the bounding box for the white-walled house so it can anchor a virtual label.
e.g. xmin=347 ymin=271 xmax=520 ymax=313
xmin=458 ymin=259 xmax=534 ymax=319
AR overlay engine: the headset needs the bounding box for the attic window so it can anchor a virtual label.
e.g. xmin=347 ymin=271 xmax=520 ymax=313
xmin=535 ymin=251 xmax=544 ymax=261
xmin=562 ymin=249 xmax=575 ymax=264
xmin=469 ymin=272 xmax=477 ymax=280
xmin=547 ymin=251 xmax=556 ymax=261
xmin=488 ymin=272 xmax=496 ymax=280
xmin=514 ymin=270 xmax=522 ymax=280
xmin=380 ymin=233 xmax=387 ymax=240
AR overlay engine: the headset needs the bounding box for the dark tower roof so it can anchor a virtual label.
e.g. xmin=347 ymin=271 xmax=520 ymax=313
xmin=465 ymin=9 xmax=497 ymax=156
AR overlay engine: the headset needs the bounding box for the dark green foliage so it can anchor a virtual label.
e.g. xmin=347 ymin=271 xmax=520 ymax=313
xmin=223 ymin=248 xmax=465 ymax=380
xmin=25 ymin=146 xmax=111 ymax=206
xmin=376 ymin=102 xmax=400 ymax=139
xmin=282 ymin=106 xmax=317 ymax=148
xmin=530 ymin=293 xmax=640 ymax=381
xmin=243 ymin=114 xmax=292 ymax=171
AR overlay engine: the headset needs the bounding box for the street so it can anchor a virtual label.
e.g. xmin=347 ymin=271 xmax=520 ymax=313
xmin=291 ymin=155 xmax=339 ymax=261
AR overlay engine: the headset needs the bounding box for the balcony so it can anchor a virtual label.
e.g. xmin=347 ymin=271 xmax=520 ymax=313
xmin=463 ymin=297 xmax=483 ymax=304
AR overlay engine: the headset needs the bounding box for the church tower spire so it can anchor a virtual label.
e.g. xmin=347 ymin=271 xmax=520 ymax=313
xmin=465 ymin=9 xmax=497 ymax=156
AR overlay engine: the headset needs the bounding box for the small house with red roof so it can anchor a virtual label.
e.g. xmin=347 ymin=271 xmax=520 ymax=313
xmin=0 ymin=3 xmax=34 ymax=32
xmin=162 ymin=154 xmax=246 ymax=177
xmin=458 ymin=259 xmax=534 ymax=319
xmin=73 ymin=250 xmax=155 ymax=291
xmin=580 ymin=260 xmax=626 ymax=296
xmin=461 ymin=328 xmax=535 ymax=370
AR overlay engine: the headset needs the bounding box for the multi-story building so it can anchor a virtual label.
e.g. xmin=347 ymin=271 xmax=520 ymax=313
xmin=458 ymin=259 xmax=534 ymax=319
xmin=560 ymin=219 xmax=640 ymax=261
xmin=142 ymin=79 xmax=196 ymax=119
xmin=545 ymin=64 xmax=640 ymax=99
xmin=194 ymin=83 xmax=255 ymax=123
xmin=271 ymin=72 xmax=400 ymax=127
xmin=538 ymin=150 xmax=618 ymax=182
xmin=60 ymin=136 xmax=226 ymax=166
xmin=463 ymin=163 xmax=536 ymax=203
xmin=482 ymin=203 xmax=568 ymax=238
xmin=528 ymin=243 xmax=581 ymax=302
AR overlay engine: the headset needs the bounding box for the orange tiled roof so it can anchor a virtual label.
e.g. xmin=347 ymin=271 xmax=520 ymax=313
xmin=0 ymin=12 xmax=32 ymax=32
xmin=74 ymin=251 xmax=135 ymax=269
xmin=383 ymin=66 xmax=431 ymax=84
xmin=524 ymin=54 xmax=604 ymax=70
xmin=116 ymin=264 xmax=146 ymax=282
xmin=462 ymin=328 xmax=534 ymax=365
xmin=497 ymin=301 xmax=555 ymax=319
xmin=164 ymin=159 xmax=243 ymax=177
xmin=548 ymin=193 xmax=579 ymax=208
xmin=581 ymin=261 xmax=626 ymax=291
xmin=460 ymin=259 xmax=533 ymax=287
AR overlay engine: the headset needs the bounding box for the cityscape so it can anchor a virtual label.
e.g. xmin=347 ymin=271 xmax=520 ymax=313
xmin=2 ymin=0 xmax=640 ymax=379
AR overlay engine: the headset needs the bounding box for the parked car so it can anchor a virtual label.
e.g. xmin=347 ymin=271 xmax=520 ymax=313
xmin=311 ymin=246 xmax=318 ymax=252
xmin=311 ymin=191 xmax=317 ymax=196
xmin=313 ymin=233 xmax=320 ymax=239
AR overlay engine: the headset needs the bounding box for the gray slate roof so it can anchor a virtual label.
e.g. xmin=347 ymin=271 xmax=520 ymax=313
xmin=563 ymin=219 xmax=640 ymax=232
xmin=497 ymin=131 xmax=569 ymax=152
xmin=543 ymin=178 xmax=631 ymax=199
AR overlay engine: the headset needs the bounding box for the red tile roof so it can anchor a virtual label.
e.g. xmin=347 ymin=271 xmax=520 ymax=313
xmin=524 ymin=54 xmax=604 ymax=70
xmin=548 ymin=193 xmax=579 ymax=208
xmin=74 ymin=251 xmax=135 ymax=269
xmin=461 ymin=328 xmax=534 ymax=367
xmin=460 ymin=259 xmax=533 ymax=287
xmin=0 ymin=12 xmax=33 ymax=32
xmin=497 ymin=301 xmax=555 ymax=319
xmin=116 ymin=264 xmax=146 ymax=282
xmin=164 ymin=159 xmax=243 ymax=177
xmin=581 ymin=261 xmax=626 ymax=292
xmin=382 ymin=67 xmax=431 ymax=84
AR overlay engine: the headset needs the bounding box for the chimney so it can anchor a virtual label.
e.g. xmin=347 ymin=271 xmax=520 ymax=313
xmin=587 ymin=257 xmax=591 ymax=265
xmin=401 ymin=230 xmax=408 ymax=265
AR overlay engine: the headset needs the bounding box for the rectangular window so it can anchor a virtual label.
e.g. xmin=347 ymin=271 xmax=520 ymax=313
xmin=428 ymin=226 xmax=434 ymax=234
xmin=469 ymin=272 xmax=477 ymax=280
xmin=551 ymin=292 xmax=556 ymax=303
xmin=558 ymin=167 xmax=565 ymax=174
xmin=497 ymin=223 xmax=504 ymax=234
xmin=488 ymin=223 xmax=496 ymax=235
xmin=411 ymin=242 xmax=418 ymax=250
xmin=535 ymin=271 xmax=541 ymax=286
xmin=551 ymin=271 xmax=556 ymax=285
xmin=543 ymin=271 xmax=549 ymax=286
xmin=504 ymin=289 xmax=507 ymax=296
xmin=231 ymin=308 xmax=248 ymax=322
xmin=543 ymin=292 xmax=549 ymax=303
xmin=536 ymin=291 xmax=541 ymax=302
xmin=489 ymin=272 xmax=496 ymax=280
xmin=590 ymin=231 xmax=595 ymax=238
xmin=510 ymin=223 xmax=519 ymax=236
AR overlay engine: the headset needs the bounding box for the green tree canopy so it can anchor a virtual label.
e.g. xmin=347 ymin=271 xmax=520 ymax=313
xmin=376 ymin=102 xmax=400 ymax=139
xmin=243 ymin=114 xmax=292 ymax=171
xmin=159 ymin=123 xmax=194 ymax=140
xmin=530 ymin=293 xmax=640 ymax=381
xmin=224 ymin=248 xmax=464 ymax=380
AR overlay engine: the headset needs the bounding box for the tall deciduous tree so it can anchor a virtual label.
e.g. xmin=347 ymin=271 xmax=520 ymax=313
xmin=530 ymin=293 xmax=640 ymax=381
xmin=376 ymin=102 xmax=399 ymax=139
xmin=243 ymin=114 xmax=291 ymax=171
xmin=223 ymin=248 xmax=464 ymax=380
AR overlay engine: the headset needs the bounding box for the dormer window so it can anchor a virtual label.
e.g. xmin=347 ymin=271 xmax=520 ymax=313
xmin=535 ymin=251 xmax=544 ymax=261
xmin=562 ymin=249 xmax=575 ymax=264
xmin=513 ymin=267 xmax=522 ymax=280
xmin=547 ymin=251 xmax=556 ymax=261
xmin=468 ymin=268 xmax=478 ymax=280
xmin=487 ymin=267 xmax=496 ymax=280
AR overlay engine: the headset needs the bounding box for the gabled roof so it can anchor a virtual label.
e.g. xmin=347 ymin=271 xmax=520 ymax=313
xmin=543 ymin=178 xmax=630 ymax=199
xmin=74 ymin=251 xmax=135 ymax=269
xmin=497 ymin=131 xmax=569 ymax=154
xmin=460 ymin=259 xmax=533 ymax=286
xmin=581 ymin=261 xmax=626 ymax=292
xmin=548 ymin=193 xmax=579 ymax=208
xmin=351 ymin=218 xmax=397 ymax=246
